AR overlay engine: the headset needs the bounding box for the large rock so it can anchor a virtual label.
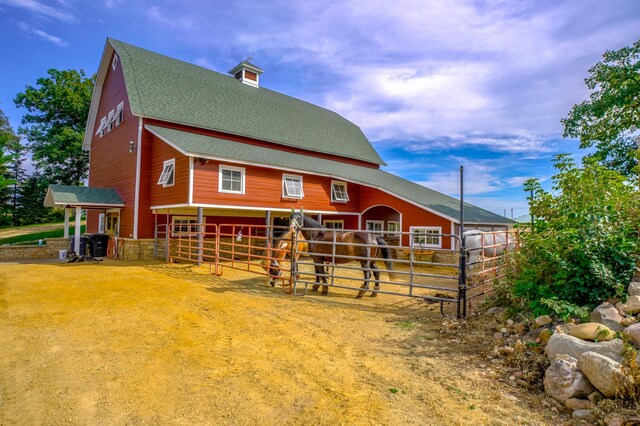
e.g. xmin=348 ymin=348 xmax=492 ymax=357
xmin=544 ymin=354 xmax=595 ymax=402
xmin=623 ymin=323 xmax=640 ymax=347
xmin=569 ymin=323 xmax=616 ymax=341
xmin=616 ymin=295 xmax=640 ymax=315
xmin=578 ymin=351 xmax=632 ymax=398
xmin=628 ymin=281 xmax=640 ymax=297
xmin=590 ymin=303 xmax=625 ymax=332
xmin=545 ymin=334 xmax=624 ymax=363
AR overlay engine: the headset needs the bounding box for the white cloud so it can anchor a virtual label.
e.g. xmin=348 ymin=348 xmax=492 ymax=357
xmin=149 ymin=6 xmax=195 ymax=30
xmin=17 ymin=21 xmax=68 ymax=46
xmin=0 ymin=0 xmax=75 ymax=22
xmin=193 ymin=57 xmax=217 ymax=71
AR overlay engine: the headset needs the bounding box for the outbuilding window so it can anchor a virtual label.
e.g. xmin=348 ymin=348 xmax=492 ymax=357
xmin=219 ymin=165 xmax=245 ymax=194
xmin=282 ymin=174 xmax=304 ymax=199
xmin=331 ymin=181 xmax=349 ymax=203
xmin=387 ymin=221 xmax=401 ymax=237
xmin=366 ymin=220 xmax=384 ymax=236
xmin=410 ymin=226 xmax=442 ymax=248
xmin=172 ymin=216 xmax=198 ymax=237
xmin=116 ymin=101 xmax=124 ymax=126
xmin=323 ymin=220 xmax=344 ymax=229
xmin=97 ymin=117 xmax=107 ymax=137
xmin=157 ymin=158 xmax=175 ymax=187
xmin=107 ymin=110 xmax=115 ymax=132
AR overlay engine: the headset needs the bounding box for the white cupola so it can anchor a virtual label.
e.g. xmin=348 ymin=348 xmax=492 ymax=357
xmin=228 ymin=60 xmax=264 ymax=88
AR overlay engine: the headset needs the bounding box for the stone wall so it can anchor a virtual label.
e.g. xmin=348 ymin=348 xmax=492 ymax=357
xmin=117 ymin=238 xmax=156 ymax=261
xmin=0 ymin=238 xmax=70 ymax=261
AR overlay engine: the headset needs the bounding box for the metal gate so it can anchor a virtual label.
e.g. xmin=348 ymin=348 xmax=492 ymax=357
xmin=153 ymin=223 xmax=516 ymax=318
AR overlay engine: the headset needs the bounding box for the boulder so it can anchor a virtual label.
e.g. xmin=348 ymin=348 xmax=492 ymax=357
xmin=578 ymin=351 xmax=632 ymax=398
xmin=534 ymin=315 xmax=553 ymax=328
xmin=616 ymin=295 xmax=640 ymax=315
xmin=628 ymin=281 xmax=640 ymax=297
xmin=539 ymin=329 xmax=553 ymax=343
xmin=555 ymin=323 xmax=576 ymax=334
xmin=622 ymin=323 xmax=640 ymax=347
xmin=572 ymin=409 xmax=593 ymax=421
xmin=545 ymin=334 xmax=624 ymax=363
xmin=621 ymin=316 xmax=637 ymax=327
xmin=565 ymin=398 xmax=594 ymax=410
xmin=544 ymin=354 xmax=595 ymax=402
xmin=569 ymin=323 xmax=616 ymax=341
xmin=590 ymin=302 xmax=625 ymax=332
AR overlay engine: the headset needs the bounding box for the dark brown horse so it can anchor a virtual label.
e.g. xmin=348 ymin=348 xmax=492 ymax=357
xmin=289 ymin=212 xmax=394 ymax=298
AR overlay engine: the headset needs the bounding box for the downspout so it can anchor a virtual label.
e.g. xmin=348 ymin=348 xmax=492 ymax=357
xmin=133 ymin=117 xmax=142 ymax=239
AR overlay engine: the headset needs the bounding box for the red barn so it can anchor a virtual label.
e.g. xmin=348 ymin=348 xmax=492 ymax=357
xmin=48 ymin=38 xmax=511 ymax=258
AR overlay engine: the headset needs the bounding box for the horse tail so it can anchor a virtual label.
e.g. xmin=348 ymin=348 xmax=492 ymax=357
xmin=376 ymin=237 xmax=396 ymax=280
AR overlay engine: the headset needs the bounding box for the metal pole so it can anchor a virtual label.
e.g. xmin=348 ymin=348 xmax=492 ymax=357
xmin=197 ymin=207 xmax=203 ymax=265
xmin=458 ymin=166 xmax=467 ymax=319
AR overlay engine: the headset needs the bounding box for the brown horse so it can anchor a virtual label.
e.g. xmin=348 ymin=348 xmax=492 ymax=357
xmin=289 ymin=212 xmax=394 ymax=298
xmin=264 ymin=229 xmax=308 ymax=287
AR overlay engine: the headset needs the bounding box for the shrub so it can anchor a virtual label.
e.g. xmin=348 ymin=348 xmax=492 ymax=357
xmin=512 ymin=154 xmax=640 ymax=316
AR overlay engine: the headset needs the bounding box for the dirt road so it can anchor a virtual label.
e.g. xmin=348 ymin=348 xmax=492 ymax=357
xmin=0 ymin=260 xmax=554 ymax=425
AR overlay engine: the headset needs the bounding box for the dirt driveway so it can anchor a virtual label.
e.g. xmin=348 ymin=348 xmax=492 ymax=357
xmin=0 ymin=260 xmax=553 ymax=425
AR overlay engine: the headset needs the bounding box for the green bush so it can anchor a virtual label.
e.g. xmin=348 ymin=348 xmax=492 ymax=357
xmin=512 ymin=154 xmax=640 ymax=316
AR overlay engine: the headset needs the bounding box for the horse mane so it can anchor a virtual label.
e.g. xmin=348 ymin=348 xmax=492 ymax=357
xmin=301 ymin=215 xmax=324 ymax=229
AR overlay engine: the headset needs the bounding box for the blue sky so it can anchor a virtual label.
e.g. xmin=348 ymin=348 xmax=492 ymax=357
xmin=1 ymin=0 xmax=639 ymax=218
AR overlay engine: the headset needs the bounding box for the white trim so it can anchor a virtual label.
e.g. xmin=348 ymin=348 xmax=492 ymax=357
xmin=410 ymin=226 xmax=442 ymax=248
xmin=218 ymin=164 xmax=245 ymax=194
xmin=98 ymin=213 xmax=105 ymax=234
xmin=116 ymin=101 xmax=124 ymax=126
xmin=387 ymin=220 xmax=401 ymax=237
xmin=133 ymin=117 xmax=142 ymax=239
xmin=282 ymin=173 xmax=304 ymax=199
xmin=323 ymin=219 xmax=344 ymax=229
xmin=144 ymin=124 xmax=510 ymax=226
xmin=331 ymin=180 xmax=349 ymax=203
xmin=361 ymin=203 xmax=401 ymax=215
xmin=171 ymin=215 xmax=198 ymax=237
xmin=188 ymin=156 xmax=194 ymax=205
xmin=365 ymin=220 xmax=384 ymax=235
xmin=50 ymin=202 xmax=125 ymax=208
xmin=112 ymin=53 xmax=118 ymax=70
xmin=149 ymin=202 xmax=360 ymax=215
xmin=157 ymin=158 xmax=175 ymax=187
xmin=107 ymin=109 xmax=115 ymax=132
xmin=83 ymin=40 xmax=113 ymax=150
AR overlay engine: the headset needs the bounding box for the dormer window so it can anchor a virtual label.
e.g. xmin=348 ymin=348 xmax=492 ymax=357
xmin=228 ymin=60 xmax=264 ymax=88
xmin=331 ymin=181 xmax=349 ymax=203
xmin=96 ymin=117 xmax=107 ymax=138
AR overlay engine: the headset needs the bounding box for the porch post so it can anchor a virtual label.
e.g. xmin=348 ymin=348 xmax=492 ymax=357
xmin=64 ymin=208 xmax=70 ymax=238
xmin=74 ymin=206 xmax=82 ymax=254
xmin=196 ymin=207 xmax=203 ymax=265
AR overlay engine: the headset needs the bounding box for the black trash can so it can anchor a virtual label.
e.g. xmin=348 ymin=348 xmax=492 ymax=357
xmin=88 ymin=234 xmax=110 ymax=258
xmin=70 ymin=235 xmax=89 ymax=256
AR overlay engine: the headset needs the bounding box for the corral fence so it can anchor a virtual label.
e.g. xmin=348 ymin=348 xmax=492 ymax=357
xmin=154 ymin=223 xmax=518 ymax=318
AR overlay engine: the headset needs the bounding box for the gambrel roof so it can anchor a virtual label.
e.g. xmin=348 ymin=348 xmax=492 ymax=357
xmin=147 ymin=125 xmax=511 ymax=225
xmin=84 ymin=39 xmax=384 ymax=166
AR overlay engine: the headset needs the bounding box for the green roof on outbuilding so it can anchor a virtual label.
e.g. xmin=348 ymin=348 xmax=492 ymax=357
xmin=44 ymin=185 xmax=125 ymax=208
xmin=147 ymin=125 xmax=511 ymax=225
xmin=109 ymin=39 xmax=385 ymax=166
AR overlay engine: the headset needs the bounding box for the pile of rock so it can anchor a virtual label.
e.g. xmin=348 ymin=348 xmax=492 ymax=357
xmin=540 ymin=281 xmax=640 ymax=423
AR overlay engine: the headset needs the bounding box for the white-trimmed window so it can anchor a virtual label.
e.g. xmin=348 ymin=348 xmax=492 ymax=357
xmin=116 ymin=101 xmax=124 ymax=126
xmin=96 ymin=117 xmax=107 ymax=137
xmin=323 ymin=220 xmax=344 ymax=229
xmin=387 ymin=221 xmax=401 ymax=237
xmin=157 ymin=158 xmax=175 ymax=187
xmin=219 ymin=165 xmax=245 ymax=194
xmin=172 ymin=216 xmax=198 ymax=237
xmin=282 ymin=174 xmax=304 ymax=199
xmin=331 ymin=180 xmax=349 ymax=203
xmin=410 ymin=226 xmax=442 ymax=248
xmin=112 ymin=54 xmax=119 ymax=70
xmin=366 ymin=220 xmax=384 ymax=236
xmin=98 ymin=213 xmax=105 ymax=234
xmin=107 ymin=110 xmax=116 ymax=132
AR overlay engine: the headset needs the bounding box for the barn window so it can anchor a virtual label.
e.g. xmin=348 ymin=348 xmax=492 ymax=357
xmin=98 ymin=213 xmax=105 ymax=234
xmin=331 ymin=181 xmax=349 ymax=203
xmin=96 ymin=117 xmax=107 ymax=137
xmin=282 ymin=174 xmax=304 ymax=199
xmin=323 ymin=220 xmax=344 ymax=229
xmin=172 ymin=216 xmax=198 ymax=237
xmin=112 ymin=54 xmax=119 ymax=70
xmin=410 ymin=226 xmax=442 ymax=248
xmin=219 ymin=165 xmax=245 ymax=194
xmin=107 ymin=110 xmax=116 ymax=132
xmin=115 ymin=101 xmax=124 ymax=126
xmin=366 ymin=220 xmax=384 ymax=236
xmin=387 ymin=221 xmax=400 ymax=237
xmin=157 ymin=158 xmax=175 ymax=187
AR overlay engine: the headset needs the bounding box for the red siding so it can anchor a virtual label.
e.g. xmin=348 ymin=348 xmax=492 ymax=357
xmin=149 ymin=138 xmax=189 ymax=208
xmin=88 ymin=51 xmax=138 ymax=238
xmin=191 ymin=159 xmax=361 ymax=213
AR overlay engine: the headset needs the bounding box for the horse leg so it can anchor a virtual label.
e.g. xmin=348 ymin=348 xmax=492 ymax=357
xmin=321 ymin=262 xmax=329 ymax=295
xmin=356 ymin=260 xmax=371 ymax=298
xmin=311 ymin=256 xmax=323 ymax=292
xmin=370 ymin=261 xmax=380 ymax=297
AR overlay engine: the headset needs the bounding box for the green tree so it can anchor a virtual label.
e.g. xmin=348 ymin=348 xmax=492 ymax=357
xmin=15 ymin=172 xmax=63 ymax=225
xmin=512 ymin=154 xmax=640 ymax=316
xmin=562 ymin=38 xmax=640 ymax=176
xmin=0 ymin=108 xmax=19 ymax=191
xmin=14 ymin=69 xmax=94 ymax=185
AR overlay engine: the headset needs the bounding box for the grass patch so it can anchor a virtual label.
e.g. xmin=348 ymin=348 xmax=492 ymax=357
xmin=396 ymin=321 xmax=417 ymax=330
xmin=0 ymin=225 xmax=85 ymax=245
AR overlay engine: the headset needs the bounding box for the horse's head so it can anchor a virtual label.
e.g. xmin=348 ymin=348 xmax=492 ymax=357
xmin=289 ymin=211 xmax=304 ymax=233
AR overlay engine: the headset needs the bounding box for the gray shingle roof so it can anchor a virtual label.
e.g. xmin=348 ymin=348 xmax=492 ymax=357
xmin=44 ymin=185 xmax=125 ymax=207
xmin=147 ymin=125 xmax=511 ymax=225
xmin=109 ymin=39 xmax=385 ymax=166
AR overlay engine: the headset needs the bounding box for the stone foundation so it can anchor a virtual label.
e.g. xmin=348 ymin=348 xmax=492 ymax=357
xmin=117 ymin=238 xmax=156 ymax=261
xmin=0 ymin=238 xmax=70 ymax=261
